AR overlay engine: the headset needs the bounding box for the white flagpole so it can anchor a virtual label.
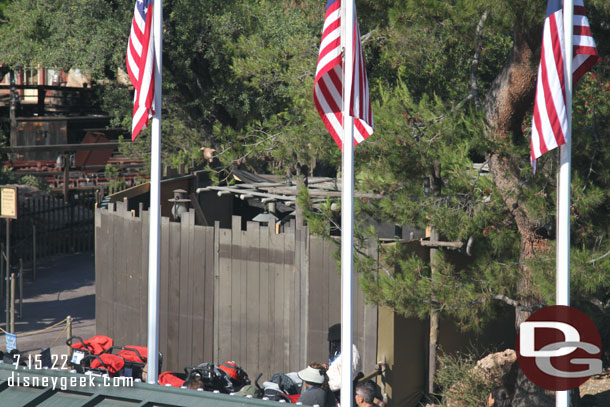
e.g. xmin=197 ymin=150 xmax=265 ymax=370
xmin=147 ymin=0 xmax=163 ymax=384
xmin=341 ymin=1 xmax=355 ymax=407
xmin=557 ymin=0 xmax=573 ymax=405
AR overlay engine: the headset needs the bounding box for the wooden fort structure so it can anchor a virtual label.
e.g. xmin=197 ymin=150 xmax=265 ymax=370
xmin=95 ymin=188 xmax=516 ymax=406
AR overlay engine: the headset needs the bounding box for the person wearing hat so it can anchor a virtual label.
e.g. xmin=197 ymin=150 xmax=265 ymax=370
xmin=297 ymin=363 xmax=337 ymax=407
xmin=326 ymin=323 xmax=361 ymax=393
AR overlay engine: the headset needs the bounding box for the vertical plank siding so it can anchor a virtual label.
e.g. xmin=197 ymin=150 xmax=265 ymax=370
xmin=95 ymin=206 xmax=378 ymax=381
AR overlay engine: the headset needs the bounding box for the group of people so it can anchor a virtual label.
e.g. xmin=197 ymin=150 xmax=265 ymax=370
xmin=266 ymin=323 xmax=382 ymax=407
xmin=176 ymin=323 xmax=382 ymax=407
xmin=296 ymin=362 xmax=380 ymax=407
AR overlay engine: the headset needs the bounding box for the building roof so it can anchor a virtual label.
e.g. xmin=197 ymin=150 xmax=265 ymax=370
xmin=197 ymin=170 xmax=386 ymax=209
xmin=0 ymin=363 xmax=274 ymax=407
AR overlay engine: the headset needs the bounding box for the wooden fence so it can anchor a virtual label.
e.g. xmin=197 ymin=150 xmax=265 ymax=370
xmin=95 ymin=202 xmax=378 ymax=380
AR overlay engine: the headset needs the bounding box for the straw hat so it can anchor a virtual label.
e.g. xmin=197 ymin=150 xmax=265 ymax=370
xmin=297 ymin=366 xmax=326 ymax=384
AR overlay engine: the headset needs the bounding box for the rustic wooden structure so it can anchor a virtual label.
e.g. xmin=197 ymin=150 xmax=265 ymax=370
xmin=95 ymin=202 xmax=378 ymax=380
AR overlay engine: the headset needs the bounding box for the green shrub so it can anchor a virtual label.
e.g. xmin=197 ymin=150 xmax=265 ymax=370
xmin=435 ymin=351 xmax=498 ymax=407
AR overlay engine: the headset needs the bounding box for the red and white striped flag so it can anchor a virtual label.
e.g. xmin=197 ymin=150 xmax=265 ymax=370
xmin=314 ymin=0 xmax=374 ymax=151
xmin=530 ymin=0 xmax=600 ymax=169
xmin=126 ymin=0 xmax=155 ymax=141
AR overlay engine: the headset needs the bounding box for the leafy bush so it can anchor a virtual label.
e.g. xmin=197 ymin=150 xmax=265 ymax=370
xmin=434 ymin=351 xmax=498 ymax=407
xmin=19 ymin=175 xmax=48 ymax=192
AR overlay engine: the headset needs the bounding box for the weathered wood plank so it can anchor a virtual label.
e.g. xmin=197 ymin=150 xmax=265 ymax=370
xmin=124 ymin=214 xmax=142 ymax=345
xmin=213 ymin=221 xmax=221 ymax=363
xmin=217 ymin=225 xmax=232 ymax=363
xmin=284 ymin=229 xmax=297 ymax=371
xmin=300 ymin=228 xmax=310 ymax=370
xmin=203 ymin=225 xmax=215 ymax=362
xmin=245 ymin=221 xmax=260 ymax=376
xmin=270 ymin=227 xmax=285 ymax=374
xmin=166 ymin=220 xmax=182 ymax=371
xmin=191 ymin=223 xmax=206 ymax=365
xmin=230 ymin=216 xmax=243 ymax=364
xmin=111 ymin=205 xmax=128 ymax=343
xmin=159 ymin=215 xmax=170 ymax=367
xmin=308 ymin=235 xmax=325 ymax=364
xmin=178 ymin=211 xmax=194 ymax=369
xmin=257 ymin=224 xmax=271 ymax=378
xmin=138 ymin=206 xmax=149 ymax=347
xmin=95 ymin=208 xmax=111 ymax=337
xmin=327 ymin=237 xmax=341 ymax=333
xmin=362 ymin=240 xmax=378 ymax=372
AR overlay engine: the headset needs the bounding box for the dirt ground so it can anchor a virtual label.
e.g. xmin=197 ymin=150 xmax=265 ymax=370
xmin=2 ymin=252 xmax=95 ymax=359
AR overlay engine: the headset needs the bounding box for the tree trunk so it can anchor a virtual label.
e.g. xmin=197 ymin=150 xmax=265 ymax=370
xmin=483 ymin=17 xmax=562 ymax=406
xmin=428 ymin=231 xmax=440 ymax=397
xmin=483 ymin=17 xmax=541 ymax=323
xmin=427 ymin=162 xmax=442 ymax=397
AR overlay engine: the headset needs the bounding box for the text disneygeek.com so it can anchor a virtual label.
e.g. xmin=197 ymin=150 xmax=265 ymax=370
xmin=8 ymin=372 xmax=134 ymax=390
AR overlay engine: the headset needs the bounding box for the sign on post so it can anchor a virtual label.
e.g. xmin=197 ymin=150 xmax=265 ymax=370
xmin=1 ymin=187 xmax=18 ymax=219
xmin=5 ymin=333 xmax=16 ymax=352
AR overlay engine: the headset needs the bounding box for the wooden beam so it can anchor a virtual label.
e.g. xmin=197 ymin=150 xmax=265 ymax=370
xmin=0 ymin=142 xmax=119 ymax=153
xmin=189 ymin=192 xmax=209 ymax=226
xmin=264 ymin=187 xmax=385 ymax=200
xmin=420 ymin=239 xmax=464 ymax=249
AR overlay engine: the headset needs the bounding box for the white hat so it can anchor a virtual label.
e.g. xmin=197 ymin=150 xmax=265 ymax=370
xmin=297 ymin=366 xmax=325 ymax=385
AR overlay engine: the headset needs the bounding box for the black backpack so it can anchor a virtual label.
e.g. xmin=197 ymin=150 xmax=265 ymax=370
xmin=269 ymin=373 xmax=299 ymax=395
xmin=186 ymin=363 xmax=234 ymax=393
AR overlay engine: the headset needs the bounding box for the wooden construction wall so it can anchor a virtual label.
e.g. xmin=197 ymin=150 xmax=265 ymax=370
xmin=95 ymin=203 xmax=378 ymax=380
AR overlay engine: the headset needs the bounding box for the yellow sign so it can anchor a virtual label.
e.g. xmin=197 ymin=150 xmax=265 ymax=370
xmin=1 ymin=187 xmax=18 ymax=219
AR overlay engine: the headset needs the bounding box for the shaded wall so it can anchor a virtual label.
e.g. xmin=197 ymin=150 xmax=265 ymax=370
xmin=95 ymin=202 xmax=378 ymax=380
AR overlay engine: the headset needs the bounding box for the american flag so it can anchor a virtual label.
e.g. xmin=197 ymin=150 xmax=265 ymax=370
xmin=314 ymin=0 xmax=374 ymax=151
xmin=530 ymin=0 xmax=600 ymax=168
xmin=127 ymin=0 xmax=155 ymax=141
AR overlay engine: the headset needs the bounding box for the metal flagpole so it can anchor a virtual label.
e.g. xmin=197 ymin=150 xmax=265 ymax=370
xmin=341 ymin=1 xmax=355 ymax=407
xmin=557 ymin=0 xmax=573 ymax=405
xmin=147 ymin=0 xmax=163 ymax=384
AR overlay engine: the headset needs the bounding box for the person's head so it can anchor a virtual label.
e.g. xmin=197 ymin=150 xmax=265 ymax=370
xmin=297 ymin=362 xmax=328 ymax=390
xmin=487 ymin=386 xmax=510 ymax=407
xmin=328 ymin=324 xmax=341 ymax=360
xmin=184 ymin=373 xmax=205 ymax=390
xmin=355 ymin=381 xmax=376 ymax=407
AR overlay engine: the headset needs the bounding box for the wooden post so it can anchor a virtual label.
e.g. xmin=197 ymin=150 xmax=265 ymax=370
xmin=69 ymin=202 xmax=74 ymax=251
xmin=18 ymin=258 xmax=23 ymax=319
xmin=63 ymin=153 xmax=70 ymax=204
xmin=32 ymin=224 xmax=37 ymax=281
xmin=2 ymin=243 xmax=7 ymax=332
xmin=0 ymin=242 xmax=3 ymax=305
xmin=10 ymin=273 xmax=15 ymax=333
xmin=37 ymin=86 xmax=45 ymax=116
xmin=294 ymin=175 xmax=307 ymax=230
xmin=9 ymin=71 xmax=17 ymax=144
xmin=428 ymin=227 xmax=440 ymax=396
xmin=66 ymin=315 xmax=73 ymax=357
xmin=5 ymin=219 xmax=11 ymax=331
xmin=427 ymin=161 xmax=442 ymax=397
